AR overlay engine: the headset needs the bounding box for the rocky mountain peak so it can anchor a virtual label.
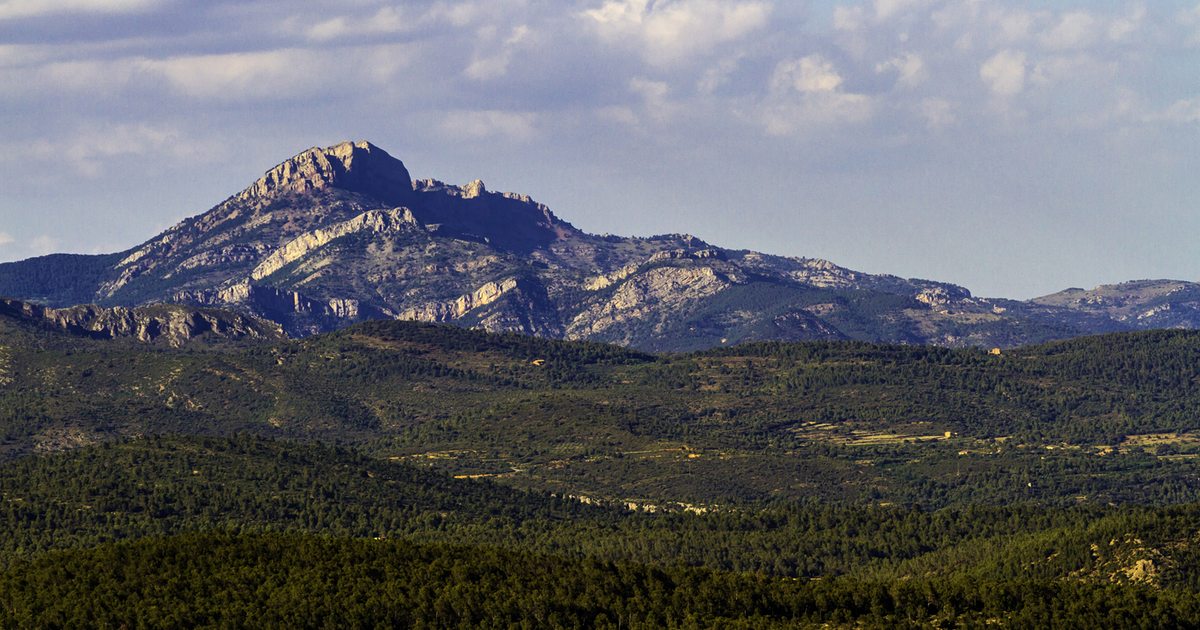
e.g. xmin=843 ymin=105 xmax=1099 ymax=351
xmin=462 ymin=179 xmax=487 ymax=199
xmin=238 ymin=140 xmax=415 ymax=206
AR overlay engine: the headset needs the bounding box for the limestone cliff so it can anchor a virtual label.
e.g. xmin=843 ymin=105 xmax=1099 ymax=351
xmin=250 ymin=208 xmax=420 ymax=281
xmin=568 ymin=267 xmax=732 ymax=342
xmin=0 ymin=298 xmax=282 ymax=346
xmin=237 ymin=140 xmax=415 ymax=207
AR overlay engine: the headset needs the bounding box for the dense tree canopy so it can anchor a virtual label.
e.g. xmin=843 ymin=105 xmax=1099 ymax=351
xmin=2 ymin=320 xmax=1199 ymax=625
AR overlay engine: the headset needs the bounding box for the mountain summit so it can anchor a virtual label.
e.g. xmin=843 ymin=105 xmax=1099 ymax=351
xmin=0 ymin=141 xmax=1196 ymax=349
xmin=239 ymin=141 xmax=415 ymax=207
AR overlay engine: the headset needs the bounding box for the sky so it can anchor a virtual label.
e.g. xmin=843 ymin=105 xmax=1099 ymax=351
xmin=0 ymin=0 xmax=1197 ymax=299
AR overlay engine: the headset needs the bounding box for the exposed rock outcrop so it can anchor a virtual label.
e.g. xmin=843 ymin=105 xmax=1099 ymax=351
xmin=398 ymin=278 xmax=522 ymax=323
xmin=567 ymin=266 xmax=732 ymax=342
xmin=915 ymin=285 xmax=973 ymax=308
xmin=1032 ymin=280 xmax=1200 ymax=328
xmin=237 ymin=140 xmax=415 ymax=207
xmin=173 ymin=283 xmax=386 ymax=337
xmin=250 ymin=207 xmax=420 ymax=281
xmin=0 ymin=298 xmax=281 ymax=346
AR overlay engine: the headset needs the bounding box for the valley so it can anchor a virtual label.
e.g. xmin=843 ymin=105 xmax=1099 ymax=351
xmin=1 ymin=314 xmax=1199 ymax=624
xmin=1 ymin=141 xmax=1199 ymax=626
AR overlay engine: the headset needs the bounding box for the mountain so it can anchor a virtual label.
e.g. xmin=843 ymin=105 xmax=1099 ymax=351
xmin=0 ymin=297 xmax=281 ymax=346
xmin=1032 ymin=280 xmax=1200 ymax=329
xmin=0 ymin=140 xmax=1194 ymax=350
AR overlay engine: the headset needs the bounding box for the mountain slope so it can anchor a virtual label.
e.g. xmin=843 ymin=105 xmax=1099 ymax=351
xmin=3 ymin=314 xmax=1200 ymax=506
xmin=0 ymin=297 xmax=281 ymax=346
xmin=0 ymin=253 xmax=121 ymax=306
xmin=0 ymin=140 xmax=1193 ymax=349
xmin=1033 ymin=280 xmax=1200 ymax=329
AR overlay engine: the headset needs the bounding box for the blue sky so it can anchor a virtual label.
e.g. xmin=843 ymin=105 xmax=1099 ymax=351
xmin=1 ymin=0 xmax=1197 ymax=298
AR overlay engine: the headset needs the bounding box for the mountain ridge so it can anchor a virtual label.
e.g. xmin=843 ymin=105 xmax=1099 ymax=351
xmin=1 ymin=140 xmax=1196 ymax=350
xmin=0 ymin=297 xmax=282 ymax=346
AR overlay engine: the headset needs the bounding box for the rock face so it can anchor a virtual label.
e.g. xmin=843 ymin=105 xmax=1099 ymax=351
xmin=0 ymin=140 xmax=1196 ymax=350
xmin=398 ymin=277 xmax=521 ymax=323
xmin=567 ymin=266 xmax=731 ymax=344
xmin=1032 ymin=280 xmax=1200 ymax=329
xmin=0 ymin=298 xmax=282 ymax=346
xmin=238 ymin=140 xmax=415 ymax=207
xmin=250 ymin=208 xmax=420 ymax=281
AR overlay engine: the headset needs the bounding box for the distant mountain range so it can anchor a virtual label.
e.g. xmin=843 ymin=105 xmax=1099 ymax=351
xmin=1 ymin=140 xmax=1196 ymax=350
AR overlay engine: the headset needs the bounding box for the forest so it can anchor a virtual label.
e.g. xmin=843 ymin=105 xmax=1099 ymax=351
xmin=1 ymin=314 xmax=1199 ymax=625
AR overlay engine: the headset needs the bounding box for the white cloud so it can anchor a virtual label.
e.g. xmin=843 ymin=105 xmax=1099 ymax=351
xmin=135 ymin=44 xmax=414 ymax=101
xmin=583 ymin=0 xmax=643 ymax=26
xmin=140 ymin=50 xmax=330 ymax=100
xmin=11 ymin=52 xmax=316 ymax=101
xmin=1107 ymin=5 xmax=1145 ymax=42
xmin=463 ymin=54 xmax=509 ymax=81
xmin=874 ymin=0 xmax=931 ymax=22
xmin=630 ymin=77 xmax=678 ymax=121
xmin=440 ymin=110 xmax=538 ymax=141
xmin=595 ymin=105 xmax=639 ymax=126
xmin=758 ymin=55 xmax=873 ymax=135
xmin=1179 ymin=3 xmax=1200 ymax=46
xmin=758 ymin=92 xmax=873 ymax=136
xmin=1156 ymin=99 xmax=1200 ymax=125
xmin=29 ymin=235 xmax=59 ymax=256
xmin=582 ymin=0 xmax=770 ymax=66
xmin=422 ymin=1 xmax=496 ymax=29
xmin=992 ymin=10 xmax=1035 ymax=45
xmin=0 ymin=0 xmax=160 ymax=20
xmin=465 ymin=25 xmax=530 ymax=80
xmin=918 ymin=97 xmax=956 ymax=129
xmin=0 ymin=44 xmax=53 ymax=68
xmin=837 ymin=0 xmax=932 ymax=29
xmin=289 ymin=1 xmax=512 ymax=42
xmin=0 ymin=232 xmax=13 ymax=247
xmin=24 ymin=124 xmax=222 ymax=177
xmin=980 ymin=49 xmax=1026 ymax=97
xmin=304 ymin=7 xmax=411 ymax=42
xmin=7 ymin=41 xmax=418 ymax=104
xmin=1039 ymin=11 xmax=1100 ymax=51
xmin=697 ymin=55 xmax=741 ymax=94
xmin=0 ymin=1 xmax=1177 ymax=152
xmin=876 ymin=52 xmax=926 ymax=89
xmin=1035 ymin=7 xmax=1145 ymax=50
xmin=771 ymin=56 xmax=844 ymax=94
xmin=1029 ymin=54 xmax=1115 ymax=87
xmin=833 ymin=5 xmax=867 ymax=32
xmin=930 ymin=4 xmax=1035 ymax=49
xmin=40 ymin=58 xmax=139 ymax=94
